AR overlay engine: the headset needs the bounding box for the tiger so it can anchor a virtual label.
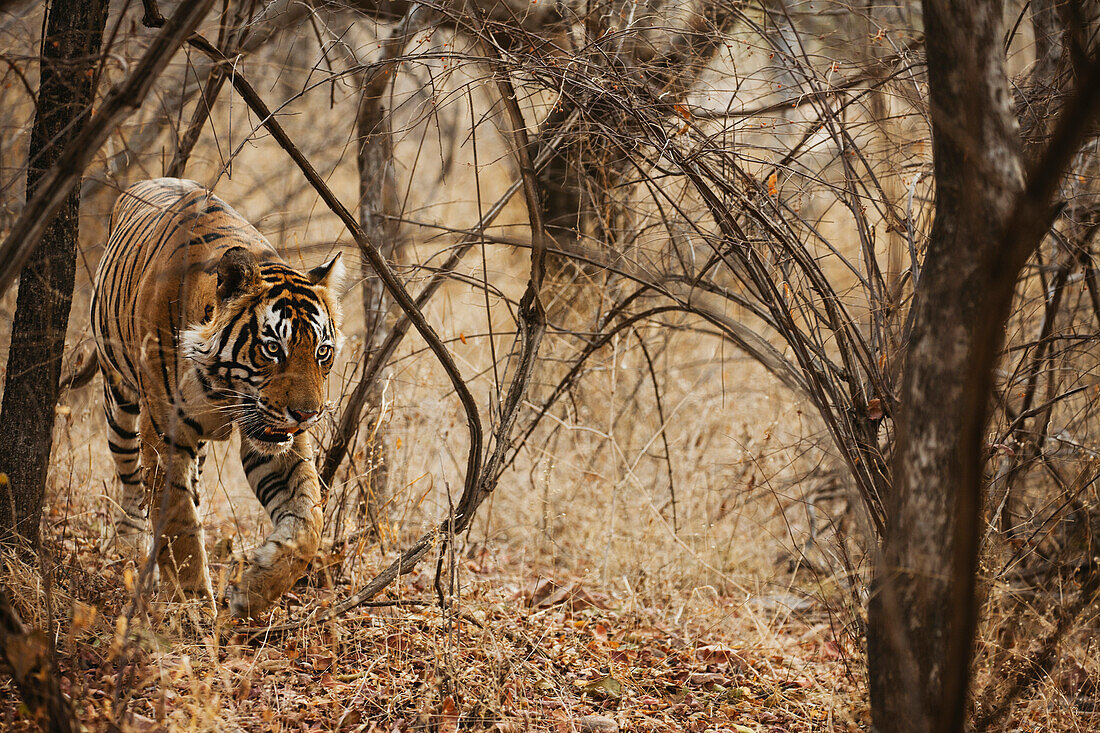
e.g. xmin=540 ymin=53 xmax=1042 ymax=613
xmin=91 ymin=178 xmax=345 ymax=617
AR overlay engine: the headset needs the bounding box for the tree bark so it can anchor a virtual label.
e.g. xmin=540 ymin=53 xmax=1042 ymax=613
xmin=352 ymin=67 xmax=401 ymax=535
xmin=348 ymin=13 xmax=427 ymax=534
xmin=0 ymin=0 xmax=109 ymax=549
xmin=867 ymin=0 xmax=1024 ymax=730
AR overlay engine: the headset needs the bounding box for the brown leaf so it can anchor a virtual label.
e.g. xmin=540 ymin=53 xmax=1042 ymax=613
xmin=438 ymin=695 xmax=459 ymax=733
xmin=126 ymin=712 xmax=161 ymax=732
xmin=524 ymin=578 xmax=609 ymax=610
xmin=580 ymin=675 xmax=622 ymax=700
xmin=308 ymin=647 xmax=334 ymax=671
xmin=867 ymin=398 xmax=884 ymax=420
xmin=695 ymin=644 xmax=746 ymax=667
xmin=686 ymin=671 xmax=729 ymax=689
xmin=577 ymin=715 xmax=619 ymax=733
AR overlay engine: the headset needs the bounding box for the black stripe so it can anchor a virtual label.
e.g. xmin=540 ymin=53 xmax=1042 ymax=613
xmin=106 ymin=375 xmax=136 ymax=407
xmin=243 ymin=452 xmax=273 ymax=474
xmin=229 ymin=314 xmax=257 ymax=362
xmin=168 ymin=230 xmax=224 ymax=257
xmin=156 ymin=333 xmax=176 ymax=403
xmin=148 ymin=411 xmax=164 ymax=438
xmin=176 ymin=410 xmax=203 ymax=435
xmin=108 ymin=441 xmax=139 ymax=455
xmin=147 ymin=411 xmax=200 ymax=458
xmin=163 ymin=438 xmax=197 ymax=460
xmin=256 ymin=474 xmax=286 ymax=507
xmin=105 ymin=411 xmax=138 ymax=440
xmin=107 ymin=422 xmax=138 ymax=441
xmin=211 ymin=360 xmax=259 ymax=379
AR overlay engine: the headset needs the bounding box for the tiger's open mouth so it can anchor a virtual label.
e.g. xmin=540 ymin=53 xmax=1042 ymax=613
xmin=243 ymin=422 xmax=298 ymax=445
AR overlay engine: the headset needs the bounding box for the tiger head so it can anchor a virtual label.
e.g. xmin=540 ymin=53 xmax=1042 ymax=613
xmin=182 ymin=246 xmax=346 ymax=454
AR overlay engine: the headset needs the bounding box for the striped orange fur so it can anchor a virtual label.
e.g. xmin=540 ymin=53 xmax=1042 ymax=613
xmin=92 ymin=178 xmax=344 ymax=617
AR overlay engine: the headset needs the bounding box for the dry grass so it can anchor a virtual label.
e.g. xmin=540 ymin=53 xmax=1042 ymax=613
xmin=1 ymin=252 xmax=870 ymax=729
xmin=1 ymin=512 xmax=869 ymax=731
xmin=0 ymin=16 xmax=869 ymax=725
xmin=2 ymin=2 xmax=1097 ymax=730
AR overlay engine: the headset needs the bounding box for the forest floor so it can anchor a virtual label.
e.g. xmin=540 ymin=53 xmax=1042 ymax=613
xmin=0 ymin=500 xmax=868 ymax=732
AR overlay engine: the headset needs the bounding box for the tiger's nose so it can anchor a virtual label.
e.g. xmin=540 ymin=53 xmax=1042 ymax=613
xmin=288 ymin=408 xmax=318 ymax=425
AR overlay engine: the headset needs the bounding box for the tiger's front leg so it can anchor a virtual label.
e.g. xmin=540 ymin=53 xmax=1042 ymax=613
xmin=231 ymin=433 xmax=323 ymax=617
xmin=140 ymin=412 xmax=214 ymax=611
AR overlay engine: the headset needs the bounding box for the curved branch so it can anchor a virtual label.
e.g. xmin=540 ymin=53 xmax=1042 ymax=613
xmin=186 ymin=34 xmax=485 ymax=508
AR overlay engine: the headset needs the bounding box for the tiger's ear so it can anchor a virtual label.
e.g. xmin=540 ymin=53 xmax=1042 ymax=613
xmin=308 ymin=252 xmax=346 ymax=292
xmin=217 ymin=246 xmax=260 ymax=301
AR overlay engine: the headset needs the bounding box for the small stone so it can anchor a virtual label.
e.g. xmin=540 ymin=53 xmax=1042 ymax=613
xmin=577 ymin=715 xmax=619 ymax=733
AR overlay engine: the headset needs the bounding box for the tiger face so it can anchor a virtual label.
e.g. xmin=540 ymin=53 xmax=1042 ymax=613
xmin=182 ymin=246 xmax=345 ymax=454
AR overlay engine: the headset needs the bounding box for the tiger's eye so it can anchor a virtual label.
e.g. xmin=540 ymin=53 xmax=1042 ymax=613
xmin=261 ymin=340 xmax=281 ymax=360
xmin=317 ymin=344 xmax=333 ymax=362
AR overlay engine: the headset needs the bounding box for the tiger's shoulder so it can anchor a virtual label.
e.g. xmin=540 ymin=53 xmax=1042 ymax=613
xmin=112 ymin=178 xmax=267 ymax=245
xmin=105 ymin=178 xmax=278 ymax=282
xmin=94 ymin=179 xmax=282 ymax=393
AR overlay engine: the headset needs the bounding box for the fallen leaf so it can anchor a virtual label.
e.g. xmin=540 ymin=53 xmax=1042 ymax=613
xmin=438 ymin=695 xmax=459 ymax=733
xmin=696 ymin=644 xmax=743 ymax=666
xmin=686 ymin=671 xmax=729 ymax=689
xmin=580 ymin=675 xmax=622 ymax=700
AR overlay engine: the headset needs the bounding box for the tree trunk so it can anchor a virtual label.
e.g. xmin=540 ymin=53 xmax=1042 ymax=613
xmin=353 ymin=51 xmax=405 ymax=534
xmin=866 ymin=0 xmax=1023 ymax=730
xmin=0 ymin=0 xmax=109 ymax=549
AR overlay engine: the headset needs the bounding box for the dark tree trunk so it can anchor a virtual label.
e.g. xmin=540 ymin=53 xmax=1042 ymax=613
xmin=867 ymin=0 xmax=1023 ymax=730
xmin=0 ymin=0 xmax=109 ymax=549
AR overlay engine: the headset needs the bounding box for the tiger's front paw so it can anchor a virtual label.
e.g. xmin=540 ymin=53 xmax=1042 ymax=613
xmin=227 ymin=542 xmax=310 ymax=618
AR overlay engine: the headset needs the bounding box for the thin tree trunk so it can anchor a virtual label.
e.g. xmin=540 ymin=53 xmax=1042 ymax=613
xmin=866 ymin=0 xmax=1024 ymax=729
xmin=354 ymin=71 xmax=399 ymax=535
xmin=349 ymin=14 xmax=425 ymax=533
xmin=0 ymin=0 xmax=109 ymax=549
